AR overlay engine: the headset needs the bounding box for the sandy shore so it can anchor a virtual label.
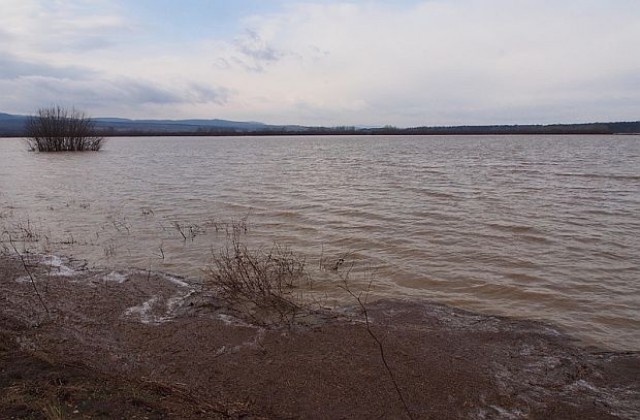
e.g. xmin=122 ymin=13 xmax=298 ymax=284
xmin=1 ymin=253 xmax=639 ymax=419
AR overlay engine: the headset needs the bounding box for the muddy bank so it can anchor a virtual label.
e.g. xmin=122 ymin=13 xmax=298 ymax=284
xmin=1 ymin=254 xmax=639 ymax=419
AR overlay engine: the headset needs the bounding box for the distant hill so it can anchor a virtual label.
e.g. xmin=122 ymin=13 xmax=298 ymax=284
xmin=91 ymin=117 xmax=275 ymax=135
xmin=1 ymin=112 xmax=638 ymax=137
xmin=0 ymin=113 xmax=30 ymax=136
xmin=0 ymin=113 xmax=303 ymax=136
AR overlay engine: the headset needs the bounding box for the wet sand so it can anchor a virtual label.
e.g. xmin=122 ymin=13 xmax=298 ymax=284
xmin=1 ymin=253 xmax=639 ymax=419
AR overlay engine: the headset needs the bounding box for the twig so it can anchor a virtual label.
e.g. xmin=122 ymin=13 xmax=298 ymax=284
xmin=340 ymin=278 xmax=414 ymax=420
xmin=173 ymin=222 xmax=188 ymax=241
xmin=6 ymin=233 xmax=49 ymax=315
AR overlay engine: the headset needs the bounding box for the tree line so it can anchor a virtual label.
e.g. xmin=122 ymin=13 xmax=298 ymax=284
xmin=3 ymin=105 xmax=639 ymax=143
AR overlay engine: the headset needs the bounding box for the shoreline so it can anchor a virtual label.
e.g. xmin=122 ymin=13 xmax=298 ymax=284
xmin=1 ymin=253 xmax=639 ymax=419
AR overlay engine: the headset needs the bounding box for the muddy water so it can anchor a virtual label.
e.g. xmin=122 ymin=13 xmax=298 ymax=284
xmin=1 ymin=135 xmax=639 ymax=350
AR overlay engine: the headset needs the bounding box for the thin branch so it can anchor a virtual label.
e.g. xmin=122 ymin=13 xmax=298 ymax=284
xmin=5 ymin=233 xmax=49 ymax=315
xmin=340 ymin=278 xmax=414 ymax=420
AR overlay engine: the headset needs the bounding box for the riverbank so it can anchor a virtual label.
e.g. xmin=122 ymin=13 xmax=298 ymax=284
xmin=1 ymin=253 xmax=638 ymax=419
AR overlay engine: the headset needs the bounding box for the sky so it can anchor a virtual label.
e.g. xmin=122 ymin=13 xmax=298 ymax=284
xmin=1 ymin=0 xmax=639 ymax=127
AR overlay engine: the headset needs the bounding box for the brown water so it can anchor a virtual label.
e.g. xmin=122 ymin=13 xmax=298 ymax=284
xmin=1 ymin=135 xmax=639 ymax=350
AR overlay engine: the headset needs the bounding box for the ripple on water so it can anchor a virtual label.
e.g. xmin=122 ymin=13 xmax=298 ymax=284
xmin=1 ymin=134 xmax=639 ymax=350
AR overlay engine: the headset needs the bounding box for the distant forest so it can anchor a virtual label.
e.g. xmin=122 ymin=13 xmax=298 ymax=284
xmin=1 ymin=112 xmax=639 ymax=137
xmin=228 ymin=122 xmax=640 ymax=137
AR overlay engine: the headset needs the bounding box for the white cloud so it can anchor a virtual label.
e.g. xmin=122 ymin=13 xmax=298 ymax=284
xmin=194 ymin=0 xmax=640 ymax=125
xmin=0 ymin=0 xmax=129 ymax=60
xmin=1 ymin=0 xmax=639 ymax=125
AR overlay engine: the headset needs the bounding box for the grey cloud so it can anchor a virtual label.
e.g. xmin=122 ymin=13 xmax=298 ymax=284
xmin=59 ymin=36 xmax=116 ymax=52
xmin=109 ymin=80 xmax=229 ymax=106
xmin=0 ymin=54 xmax=96 ymax=80
xmin=111 ymin=80 xmax=183 ymax=104
xmin=184 ymin=83 xmax=230 ymax=105
xmin=0 ymin=75 xmax=231 ymax=116
xmin=236 ymin=30 xmax=281 ymax=61
xmin=233 ymin=30 xmax=284 ymax=72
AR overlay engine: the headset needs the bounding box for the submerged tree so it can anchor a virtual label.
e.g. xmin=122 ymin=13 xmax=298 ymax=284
xmin=25 ymin=106 xmax=104 ymax=152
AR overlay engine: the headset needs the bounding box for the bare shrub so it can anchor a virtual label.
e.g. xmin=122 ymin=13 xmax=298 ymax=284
xmin=25 ymin=106 xmax=104 ymax=152
xmin=204 ymin=238 xmax=305 ymax=324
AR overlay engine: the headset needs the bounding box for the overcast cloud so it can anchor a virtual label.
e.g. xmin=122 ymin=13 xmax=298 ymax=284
xmin=1 ymin=0 xmax=638 ymax=126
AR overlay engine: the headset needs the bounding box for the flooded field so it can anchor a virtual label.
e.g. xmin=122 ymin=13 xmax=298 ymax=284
xmin=1 ymin=134 xmax=639 ymax=350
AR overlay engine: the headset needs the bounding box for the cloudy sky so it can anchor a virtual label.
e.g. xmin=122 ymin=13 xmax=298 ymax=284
xmin=1 ymin=0 xmax=639 ymax=127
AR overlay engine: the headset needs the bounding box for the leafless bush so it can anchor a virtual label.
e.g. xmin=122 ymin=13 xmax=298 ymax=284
xmin=204 ymin=238 xmax=305 ymax=324
xmin=25 ymin=106 xmax=104 ymax=152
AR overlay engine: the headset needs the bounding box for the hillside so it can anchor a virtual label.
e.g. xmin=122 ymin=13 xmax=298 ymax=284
xmin=1 ymin=112 xmax=639 ymax=137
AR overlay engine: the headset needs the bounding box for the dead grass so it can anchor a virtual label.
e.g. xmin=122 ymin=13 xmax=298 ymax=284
xmin=0 ymin=344 xmax=235 ymax=419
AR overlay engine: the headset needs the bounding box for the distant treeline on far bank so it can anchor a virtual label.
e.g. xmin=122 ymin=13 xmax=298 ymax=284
xmin=219 ymin=122 xmax=640 ymax=137
xmin=0 ymin=112 xmax=638 ymax=137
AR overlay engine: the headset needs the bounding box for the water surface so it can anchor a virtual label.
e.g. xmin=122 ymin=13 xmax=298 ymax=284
xmin=1 ymin=135 xmax=639 ymax=350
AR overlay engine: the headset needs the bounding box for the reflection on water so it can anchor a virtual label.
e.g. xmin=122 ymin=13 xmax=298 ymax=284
xmin=1 ymin=135 xmax=639 ymax=350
